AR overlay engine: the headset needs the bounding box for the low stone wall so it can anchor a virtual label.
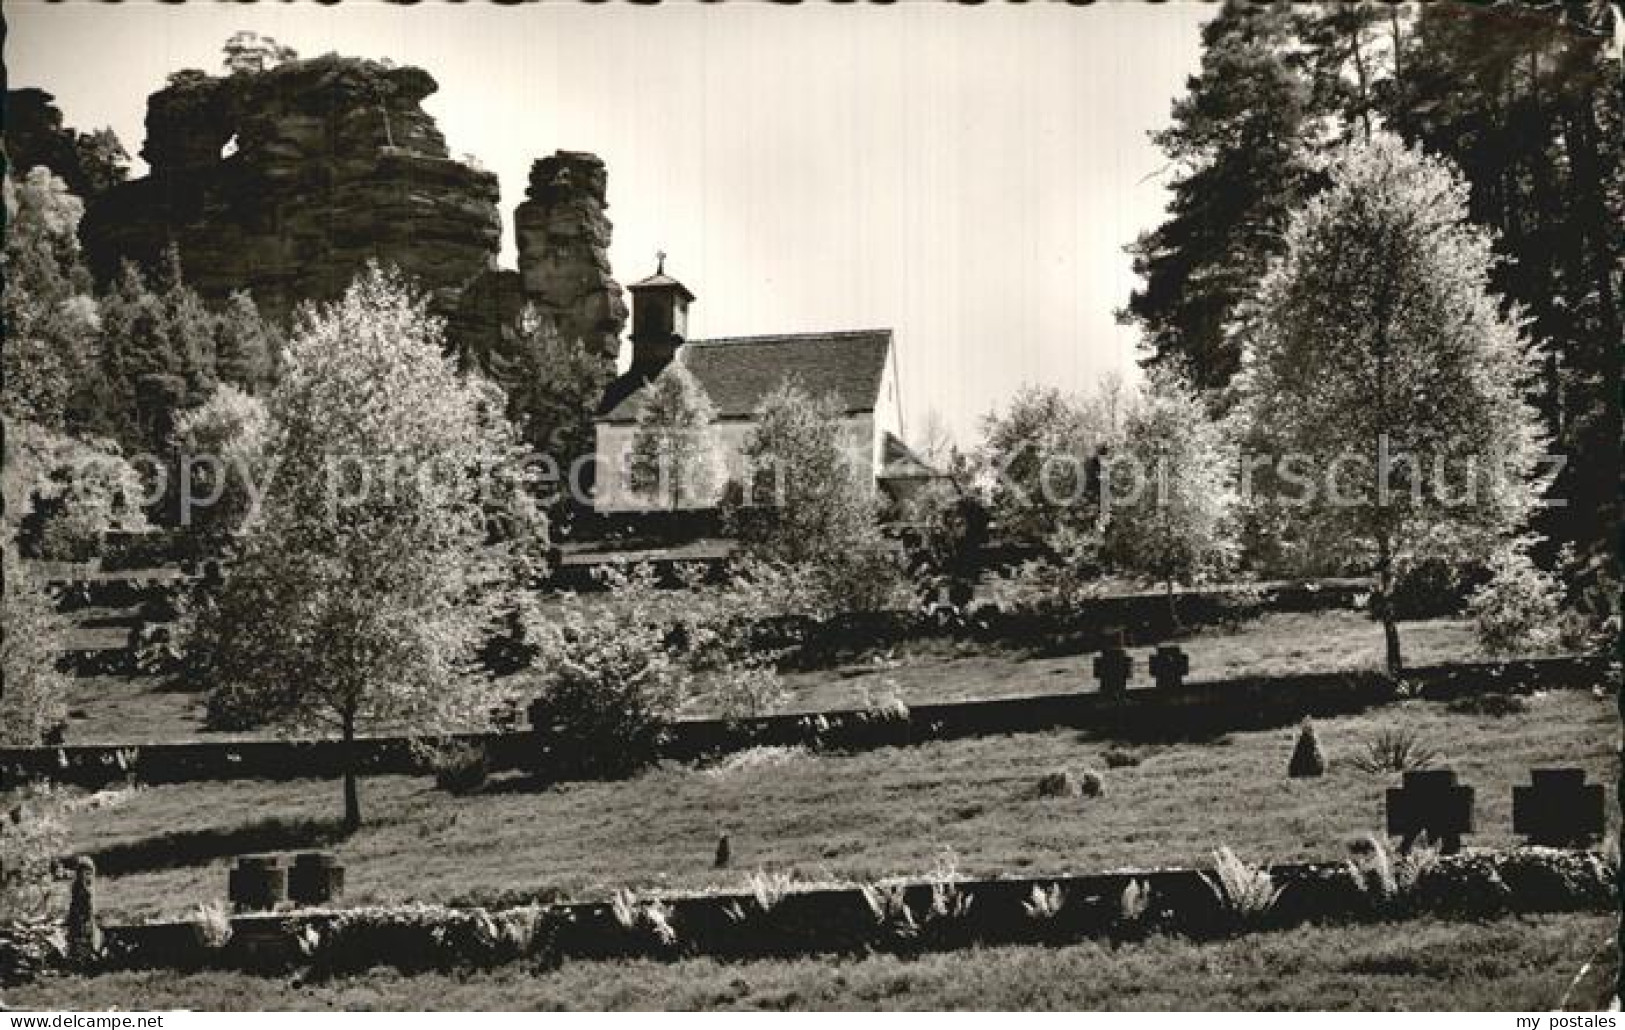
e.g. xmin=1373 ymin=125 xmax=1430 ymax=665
xmin=3 ymin=656 xmax=1613 ymax=789
xmin=78 ymin=848 xmax=1615 ymax=977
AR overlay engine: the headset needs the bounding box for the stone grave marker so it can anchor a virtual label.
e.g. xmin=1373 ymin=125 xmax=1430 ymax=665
xmin=1093 ymin=647 xmax=1131 ymax=698
xmin=228 ymin=854 xmax=288 ymax=912
xmin=288 ymin=851 xmax=345 ymax=906
xmin=1386 ymin=768 xmax=1474 ymax=854
xmin=1512 ymin=768 xmax=1604 ymax=847
xmin=1149 ymin=644 xmax=1190 ymax=690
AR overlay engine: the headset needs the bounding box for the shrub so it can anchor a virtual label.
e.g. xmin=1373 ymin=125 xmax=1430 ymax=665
xmin=0 ymin=786 xmax=70 ymax=921
xmin=708 ymin=663 xmax=789 ymax=722
xmin=1 ymin=540 xmax=69 ymax=745
xmin=525 ymin=565 xmax=690 ymax=779
xmin=1351 ymin=727 xmax=1438 ymax=774
xmin=1287 ymin=718 xmax=1326 ymax=778
xmin=1388 ymin=558 xmax=1474 ymax=620
xmin=167 ymin=383 xmax=270 ymax=544
xmin=1080 ymin=769 xmax=1105 ymax=798
xmin=428 ymin=742 xmax=489 ymax=795
xmin=11 ymin=426 xmax=148 ymax=562
xmin=1035 ymin=768 xmax=1081 ymax=799
xmin=1467 ymin=543 xmax=1566 ymax=655
xmin=1102 ymin=747 xmax=1143 ymax=769
xmin=0 ymin=922 xmax=67 ymax=987
xmin=725 ymin=383 xmax=909 ymax=616
xmin=860 ymin=682 xmax=909 ymax=722
xmin=1201 ymin=846 xmax=1281 ymax=926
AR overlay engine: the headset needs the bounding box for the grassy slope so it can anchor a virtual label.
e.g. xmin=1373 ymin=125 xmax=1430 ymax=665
xmin=9 ymin=914 xmax=1615 ymax=1011
xmin=753 ymin=611 xmax=1486 ymax=715
xmin=65 ymin=689 xmax=1617 ymax=922
xmin=54 ymin=611 xmax=1486 ymax=743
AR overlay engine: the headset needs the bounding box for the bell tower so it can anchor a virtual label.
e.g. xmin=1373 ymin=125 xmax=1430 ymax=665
xmin=627 ymin=252 xmax=695 ymax=377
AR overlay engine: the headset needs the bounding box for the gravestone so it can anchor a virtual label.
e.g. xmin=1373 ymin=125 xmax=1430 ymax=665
xmin=65 ymin=857 xmax=101 ymax=966
xmin=228 ymin=854 xmax=288 ymax=911
xmin=1386 ymin=769 xmax=1474 ymax=854
xmin=1149 ymin=645 xmax=1190 ymax=690
xmin=1093 ymin=647 xmax=1132 ymax=698
xmin=1512 ymin=768 xmax=1604 ymax=847
xmin=288 ymin=851 xmax=345 ymax=906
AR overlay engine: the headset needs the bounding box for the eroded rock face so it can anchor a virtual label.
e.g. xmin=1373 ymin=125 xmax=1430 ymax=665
xmin=81 ymin=55 xmax=502 ymax=326
xmin=448 ymin=150 xmax=627 ymax=410
xmin=514 ymin=152 xmax=627 ymax=363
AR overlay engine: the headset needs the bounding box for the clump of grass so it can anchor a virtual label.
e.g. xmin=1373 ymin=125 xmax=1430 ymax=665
xmin=1201 ymin=847 xmax=1281 ymax=925
xmin=1351 ymin=727 xmax=1438 ymax=774
xmin=701 ymin=745 xmax=808 ymax=781
xmin=610 ymin=888 xmax=678 ymax=947
xmin=1119 ymin=878 xmax=1152 ymax=925
xmin=1446 ymin=692 xmax=1528 ymax=717
xmin=1035 ymin=768 xmax=1081 ymax=798
xmin=1080 ymin=769 xmax=1104 ymax=798
xmin=1287 ymin=718 xmax=1326 ymax=778
xmin=744 ymin=868 xmax=793 ymax=914
xmin=1021 ymin=883 xmax=1065 ymax=921
xmin=724 ymin=867 xmax=793 ymax=925
xmin=429 ymin=742 xmax=489 ymax=795
xmin=187 ymin=899 xmax=232 ymax=949
xmin=1346 ymin=833 xmax=1439 ymax=907
xmin=1102 ymin=747 xmax=1143 ymax=769
xmin=859 ymin=882 xmax=917 ymax=937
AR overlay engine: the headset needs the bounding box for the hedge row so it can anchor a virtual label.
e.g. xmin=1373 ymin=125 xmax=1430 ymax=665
xmin=3 ymin=656 xmax=1614 ymax=789
xmin=5 ymin=848 xmax=1609 ymax=981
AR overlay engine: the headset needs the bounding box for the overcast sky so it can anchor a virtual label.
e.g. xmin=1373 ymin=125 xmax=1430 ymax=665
xmin=8 ymin=0 xmax=1212 ymax=445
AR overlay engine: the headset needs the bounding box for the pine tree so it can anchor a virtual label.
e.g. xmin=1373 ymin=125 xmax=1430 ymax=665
xmin=212 ymin=290 xmax=279 ymax=394
xmin=1120 ymin=0 xmax=1323 ymax=395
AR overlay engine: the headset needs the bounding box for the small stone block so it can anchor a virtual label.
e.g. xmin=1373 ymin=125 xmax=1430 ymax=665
xmin=1513 ymin=768 xmax=1605 ymax=847
xmin=229 ymin=856 xmax=288 ymax=911
xmin=1148 ymin=645 xmax=1190 ymax=689
xmin=288 ymin=852 xmax=345 ymax=906
xmin=1093 ymin=647 xmax=1132 ymax=696
xmin=1386 ymin=768 xmax=1474 ymax=854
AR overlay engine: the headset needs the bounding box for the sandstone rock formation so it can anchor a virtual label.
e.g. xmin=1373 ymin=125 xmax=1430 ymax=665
xmin=514 ymin=152 xmax=627 ymax=364
xmin=80 ymin=55 xmax=502 ymax=326
xmin=74 ymin=54 xmax=628 ymax=463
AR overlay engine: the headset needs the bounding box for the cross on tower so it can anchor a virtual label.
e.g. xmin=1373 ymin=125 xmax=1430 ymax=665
xmin=656 ymin=250 xmax=667 ymax=274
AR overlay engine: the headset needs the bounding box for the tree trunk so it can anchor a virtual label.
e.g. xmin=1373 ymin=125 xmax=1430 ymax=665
xmin=1376 ymin=538 xmax=1404 ymax=678
xmin=1165 ymin=579 xmax=1183 ymax=632
xmin=341 ymin=710 xmax=362 ymax=832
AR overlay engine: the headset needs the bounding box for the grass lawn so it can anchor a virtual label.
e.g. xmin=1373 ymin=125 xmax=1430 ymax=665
xmin=749 ymin=611 xmax=1488 ymax=716
xmin=8 ymin=913 xmax=1614 ymax=1010
xmin=61 ymin=688 xmax=1616 ymax=923
xmin=52 ymin=611 xmax=1489 ymax=743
